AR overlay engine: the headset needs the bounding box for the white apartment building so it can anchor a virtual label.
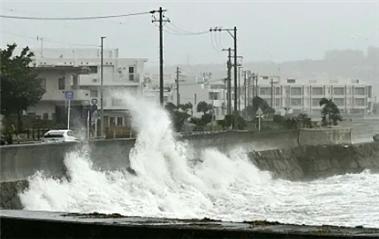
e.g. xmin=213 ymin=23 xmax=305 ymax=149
xmin=27 ymin=65 xmax=91 ymax=125
xmin=29 ymin=48 xmax=147 ymax=129
xmin=253 ymin=77 xmax=374 ymax=117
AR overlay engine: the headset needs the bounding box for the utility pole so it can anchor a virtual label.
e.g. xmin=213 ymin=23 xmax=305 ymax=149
xmin=222 ymin=48 xmax=232 ymax=115
xmin=238 ymin=65 xmax=243 ymax=112
xmin=210 ymin=26 xmax=238 ymax=113
xmin=255 ymin=73 xmax=259 ymax=97
xmin=251 ymin=73 xmax=255 ymax=99
xmin=194 ymin=93 xmax=197 ymax=109
xmin=100 ymin=36 xmax=106 ymax=138
xmin=233 ymin=26 xmax=237 ymax=113
xmin=175 ymin=66 xmax=181 ymax=106
xmin=270 ymin=77 xmax=274 ymax=107
xmin=247 ymin=71 xmax=252 ymax=106
xmin=244 ymin=71 xmax=247 ymax=111
xmin=151 ymin=7 xmax=169 ymax=106
xmin=37 ymin=36 xmax=43 ymax=58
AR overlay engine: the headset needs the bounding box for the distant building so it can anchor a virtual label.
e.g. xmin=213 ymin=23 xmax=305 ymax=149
xmin=143 ymin=73 xmax=175 ymax=104
xmin=253 ymin=77 xmax=374 ymax=117
xmin=29 ymin=48 xmax=147 ymax=129
xmin=169 ymin=79 xmax=227 ymax=120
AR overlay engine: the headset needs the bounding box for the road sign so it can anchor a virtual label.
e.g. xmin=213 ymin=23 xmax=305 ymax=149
xmin=256 ymin=108 xmax=263 ymax=116
xmin=64 ymin=91 xmax=74 ymax=100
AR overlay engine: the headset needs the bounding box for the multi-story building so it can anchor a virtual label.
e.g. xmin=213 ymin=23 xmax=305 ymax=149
xmin=27 ymin=65 xmax=91 ymax=127
xmin=252 ymin=77 xmax=374 ymax=117
xmin=28 ymin=48 xmax=147 ymax=129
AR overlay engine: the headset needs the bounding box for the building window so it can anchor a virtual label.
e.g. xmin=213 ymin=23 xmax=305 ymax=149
xmin=291 ymin=98 xmax=302 ymax=106
xmin=334 ymin=98 xmax=344 ymax=106
xmin=209 ymin=92 xmax=219 ymax=100
xmin=355 ymin=98 xmax=365 ymax=106
xmin=117 ymin=117 xmax=123 ymax=126
xmin=90 ymin=89 xmax=98 ymax=97
xmin=275 ymin=87 xmax=281 ymax=95
xmin=259 ymin=87 xmax=271 ymax=95
xmin=71 ymin=75 xmax=79 ymax=89
xmin=275 ymin=98 xmax=281 ymax=107
xmin=333 ymin=87 xmax=345 ymax=95
xmin=58 ymin=77 xmax=65 ymax=90
xmin=110 ymin=117 xmax=116 ymax=126
xmin=43 ymin=113 xmax=49 ymax=120
xmin=88 ymin=66 xmax=97 ymax=73
xmin=354 ymin=87 xmax=365 ymax=95
xmin=291 ymin=87 xmax=302 ymax=96
xmin=128 ymin=67 xmax=135 ymax=81
xmin=312 ymin=87 xmax=323 ymax=95
xmin=312 ymin=98 xmax=321 ymax=106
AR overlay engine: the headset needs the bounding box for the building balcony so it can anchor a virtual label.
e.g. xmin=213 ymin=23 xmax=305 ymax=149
xmin=41 ymin=89 xmax=90 ymax=102
xmin=79 ymin=73 xmax=141 ymax=86
xmin=290 ymin=105 xmax=303 ymax=109
xmin=34 ymin=58 xmax=100 ymax=67
xmin=352 ymin=105 xmax=367 ymax=109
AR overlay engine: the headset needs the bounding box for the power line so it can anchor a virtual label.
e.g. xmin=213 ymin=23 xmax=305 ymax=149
xmin=164 ymin=25 xmax=209 ymax=36
xmin=165 ymin=26 xmax=209 ymax=36
xmin=0 ymin=11 xmax=151 ymax=20
xmin=166 ymin=22 xmax=209 ymax=35
xmin=0 ymin=30 xmax=98 ymax=47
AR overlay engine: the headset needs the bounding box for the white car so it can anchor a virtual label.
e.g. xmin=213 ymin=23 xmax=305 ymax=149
xmin=41 ymin=130 xmax=79 ymax=143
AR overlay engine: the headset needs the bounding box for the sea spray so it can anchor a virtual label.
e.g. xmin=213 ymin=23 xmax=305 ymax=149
xmin=19 ymin=93 xmax=379 ymax=227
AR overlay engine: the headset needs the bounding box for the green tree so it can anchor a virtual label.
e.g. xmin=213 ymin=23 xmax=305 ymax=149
xmin=164 ymin=102 xmax=191 ymax=131
xmin=244 ymin=96 xmax=275 ymax=120
xmin=178 ymin=102 xmax=193 ymax=114
xmin=196 ymin=101 xmax=212 ymax=115
xmin=0 ymin=44 xmax=45 ymax=132
xmin=164 ymin=102 xmax=177 ymax=112
xmin=319 ymin=98 xmax=342 ymax=126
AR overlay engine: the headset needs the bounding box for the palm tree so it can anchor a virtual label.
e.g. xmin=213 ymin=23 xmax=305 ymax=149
xmin=319 ymin=98 xmax=342 ymax=126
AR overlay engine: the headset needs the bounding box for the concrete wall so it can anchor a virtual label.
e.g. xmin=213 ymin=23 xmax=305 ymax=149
xmin=0 ymin=130 xmax=299 ymax=183
xmin=250 ymin=142 xmax=379 ymax=180
xmin=0 ymin=130 xmax=299 ymax=209
xmin=0 ymin=142 xmax=77 ymax=182
xmin=298 ymin=127 xmax=352 ymax=145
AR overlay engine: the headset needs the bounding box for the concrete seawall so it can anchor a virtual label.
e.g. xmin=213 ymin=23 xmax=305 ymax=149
xmin=0 ymin=130 xmax=299 ymax=183
xmin=0 ymin=130 xmax=299 ymax=209
xmin=251 ymin=142 xmax=379 ymax=180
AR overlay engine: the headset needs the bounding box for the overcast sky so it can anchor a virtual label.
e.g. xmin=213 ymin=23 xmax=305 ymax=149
xmin=1 ymin=0 xmax=378 ymax=66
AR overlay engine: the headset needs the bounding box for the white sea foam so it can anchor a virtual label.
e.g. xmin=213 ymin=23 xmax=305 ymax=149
xmin=20 ymin=93 xmax=379 ymax=228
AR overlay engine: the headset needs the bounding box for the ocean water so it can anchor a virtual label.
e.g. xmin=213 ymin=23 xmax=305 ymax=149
xmin=19 ymin=94 xmax=379 ymax=228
